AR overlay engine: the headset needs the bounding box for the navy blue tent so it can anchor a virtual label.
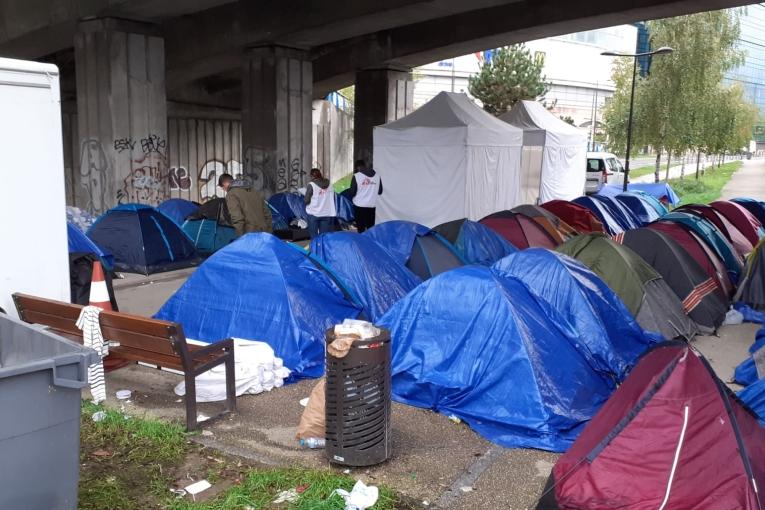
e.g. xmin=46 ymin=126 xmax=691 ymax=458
xmin=310 ymin=232 xmax=421 ymax=322
xmin=365 ymin=220 xmax=465 ymax=279
xmin=67 ymin=222 xmax=114 ymax=269
xmin=157 ymin=198 xmax=199 ymax=226
xmin=88 ymin=204 xmax=201 ymax=275
xmin=155 ymin=233 xmax=362 ymax=379
xmin=379 ymin=264 xmax=629 ymax=451
xmin=734 ymin=326 xmax=765 ymax=386
xmin=335 ymin=193 xmax=355 ymax=225
xmin=615 ymin=193 xmax=662 ymax=226
xmin=597 ymin=182 xmax=680 ymax=205
xmin=590 ymin=195 xmax=641 ymax=230
xmin=268 ymin=192 xmax=308 ymax=223
xmin=572 ymin=196 xmax=624 ymax=235
xmin=738 ymin=378 xmax=765 ymax=427
xmin=434 ymin=218 xmax=517 ymax=266
xmin=493 ymin=249 xmax=658 ymax=379
xmin=182 ymin=219 xmax=237 ymax=255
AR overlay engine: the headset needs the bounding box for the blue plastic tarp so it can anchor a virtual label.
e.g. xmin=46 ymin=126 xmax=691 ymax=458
xmin=590 ymin=195 xmax=641 ymax=230
xmin=155 ymin=233 xmax=362 ymax=379
xmin=735 ymin=302 xmax=765 ymax=324
xmin=597 ymin=182 xmax=681 ymax=205
xmin=734 ymin=325 xmax=765 ymax=386
xmin=67 ymin=222 xmax=114 ymax=269
xmin=738 ymin=378 xmax=765 ymax=427
xmin=310 ymin=232 xmax=421 ymax=322
xmin=615 ymin=194 xmax=662 ymax=226
xmin=157 ymin=199 xmax=199 ymax=226
xmin=364 ymin=221 xmax=435 ymax=265
xmin=379 ymin=264 xmax=626 ymax=452
xmin=335 ymin=194 xmax=355 ymax=224
xmin=493 ymin=249 xmax=659 ymax=379
xmin=268 ymin=193 xmax=308 ymax=222
xmin=454 ymin=220 xmax=517 ymax=266
xmin=573 ymin=196 xmax=624 ymax=235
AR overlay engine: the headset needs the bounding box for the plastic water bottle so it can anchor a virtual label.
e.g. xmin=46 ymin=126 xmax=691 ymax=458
xmin=299 ymin=437 xmax=326 ymax=449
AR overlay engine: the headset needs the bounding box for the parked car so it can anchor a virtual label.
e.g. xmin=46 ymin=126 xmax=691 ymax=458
xmin=585 ymin=151 xmax=626 ymax=194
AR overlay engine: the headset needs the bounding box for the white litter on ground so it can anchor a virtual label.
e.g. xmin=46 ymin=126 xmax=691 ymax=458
xmin=184 ymin=480 xmax=211 ymax=497
xmin=273 ymin=489 xmax=300 ymax=504
xmin=331 ymin=480 xmax=379 ymax=510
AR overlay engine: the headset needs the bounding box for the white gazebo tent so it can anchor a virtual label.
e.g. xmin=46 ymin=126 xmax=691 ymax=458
xmin=373 ymin=92 xmax=524 ymax=227
xmin=499 ymin=100 xmax=588 ymax=204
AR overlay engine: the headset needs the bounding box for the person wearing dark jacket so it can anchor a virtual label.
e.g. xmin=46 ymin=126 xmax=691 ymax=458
xmin=219 ymin=173 xmax=272 ymax=237
xmin=348 ymin=159 xmax=383 ymax=233
xmin=304 ymin=168 xmax=336 ymax=239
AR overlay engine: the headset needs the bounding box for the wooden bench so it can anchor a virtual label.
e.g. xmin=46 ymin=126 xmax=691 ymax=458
xmin=13 ymin=293 xmax=236 ymax=431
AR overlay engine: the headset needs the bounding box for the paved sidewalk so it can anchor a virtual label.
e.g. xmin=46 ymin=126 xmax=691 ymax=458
xmin=721 ymin=158 xmax=765 ymax=201
xmin=632 ymin=156 xmax=743 ymax=184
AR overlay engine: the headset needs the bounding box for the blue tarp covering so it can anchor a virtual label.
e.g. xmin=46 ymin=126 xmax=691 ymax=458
xmin=738 ymin=378 xmax=765 ymax=427
xmin=268 ymin=193 xmax=308 ymax=222
xmin=157 ymin=198 xmax=199 ymax=226
xmin=493 ymin=249 xmax=658 ymax=379
xmin=734 ymin=325 xmax=765 ymax=386
xmin=379 ymin=264 xmax=631 ymax=451
xmin=735 ymin=302 xmax=765 ymax=324
xmin=590 ymin=195 xmax=641 ymax=230
xmin=597 ymin=182 xmax=681 ymax=205
xmin=615 ymin=193 xmax=662 ymax=226
xmin=572 ymin=196 xmax=624 ymax=235
xmin=336 ymin=194 xmax=355 ymax=225
xmin=310 ymin=232 xmax=421 ymax=322
xmin=67 ymin=222 xmax=114 ymax=269
xmin=364 ymin=221 xmax=433 ymax=265
xmin=155 ymin=233 xmax=362 ymax=379
xmin=453 ymin=220 xmax=517 ymax=266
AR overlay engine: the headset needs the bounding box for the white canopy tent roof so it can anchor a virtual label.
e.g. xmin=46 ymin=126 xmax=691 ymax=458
xmin=500 ymin=100 xmax=588 ymax=203
xmin=374 ymin=92 xmax=524 ymax=227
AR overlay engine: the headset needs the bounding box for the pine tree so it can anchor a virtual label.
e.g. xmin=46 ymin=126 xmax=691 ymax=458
xmin=468 ymin=45 xmax=549 ymax=115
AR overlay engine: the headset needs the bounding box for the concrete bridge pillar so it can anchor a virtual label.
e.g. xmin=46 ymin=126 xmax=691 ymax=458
xmin=353 ymin=67 xmax=414 ymax=169
xmin=74 ymin=18 xmax=168 ymax=214
xmin=242 ymin=46 xmax=313 ymax=196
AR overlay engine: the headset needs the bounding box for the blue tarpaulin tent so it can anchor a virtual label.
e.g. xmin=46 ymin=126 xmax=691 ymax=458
xmin=67 ymin=222 xmax=114 ymax=269
xmin=572 ymin=196 xmax=625 ymax=235
xmin=597 ymin=182 xmax=680 ymax=205
xmin=380 ymin=264 xmax=632 ymax=451
xmin=590 ymin=195 xmax=641 ymax=230
xmin=493 ymin=249 xmax=658 ymax=379
xmin=88 ymin=204 xmax=201 ymax=275
xmin=155 ymin=233 xmax=362 ymax=379
xmin=615 ymin=193 xmax=663 ymax=226
xmin=157 ymin=198 xmax=199 ymax=226
xmin=310 ymin=232 xmax=421 ymax=322
xmin=738 ymin=378 xmax=765 ymax=427
xmin=365 ymin=220 xmax=465 ymax=280
xmin=734 ymin=326 xmax=765 ymax=386
xmin=268 ymin=193 xmax=308 ymax=223
xmin=434 ymin=218 xmax=517 ymax=265
xmin=182 ymin=219 xmax=237 ymax=255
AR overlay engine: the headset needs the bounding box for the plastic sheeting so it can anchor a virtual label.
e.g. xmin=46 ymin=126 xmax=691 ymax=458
xmin=589 ymin=195 xmax=641 ymax=230
xmin=155 ymin=233 xmax=362 ymax=379
xmin=309 ymin=232 xmax=421 ymax=322
xmin=157 ymin=198 xmax=199 ymax=226
xmin=67 ymin=222 xmax=114 ymax=269
xmin=738 ymin=378 xmax=765 ymax=426
xmin=572 ymin=196 xmax=625 ymax=235
xmin=596 ymin=182 xmax=680 ymax=205
xmin=615 ymin=193 xmax=662 ymax=226
xmin=268 ymin=192 xmax=308 ymax=222
xmin=380 ymin=264 xmax=630 ymax=451
xmin=733 ymin=326 xmax=765 ymax=386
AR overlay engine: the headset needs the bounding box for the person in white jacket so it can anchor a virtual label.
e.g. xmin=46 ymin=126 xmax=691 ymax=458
xmin=304 ymin=168 xmax=337 ymax=239
xmin=348 ymin=160 xmax=383 ymax=233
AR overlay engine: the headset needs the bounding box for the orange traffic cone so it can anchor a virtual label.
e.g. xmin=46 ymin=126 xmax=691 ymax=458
xmin=88 ymin=261 xmax=112 ymax=311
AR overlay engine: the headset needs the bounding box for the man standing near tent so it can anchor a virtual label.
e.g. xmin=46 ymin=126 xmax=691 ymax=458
xmin=349 ymin=159 xmax=383 ymax=233
xmin=219 ymin=173 xmax=272 ymax=237
xmin=305 ymin=168 xmax=336 ymax=239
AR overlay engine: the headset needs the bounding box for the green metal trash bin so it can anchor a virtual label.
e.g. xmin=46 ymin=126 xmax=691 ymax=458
xmin=0 ymin=313 xmax=98 ymax=510
xmin=325 ymin=327 xmax=392 ymax=467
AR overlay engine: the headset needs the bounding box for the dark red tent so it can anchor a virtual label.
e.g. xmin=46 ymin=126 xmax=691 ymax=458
xmin=711 ymin=200 xmax=764 ymax=247
xmin=540 ymin=200 xmax=605 ymax=233
xmin=676 ymin=204 xmax=754 ymax=257
xmin=648 ymin=221 xmax=733 ymax=299
xmin=538 ymin=343 xmax=765 ymax=510
xmin=479 ymin=211 xmax=557 ymax=249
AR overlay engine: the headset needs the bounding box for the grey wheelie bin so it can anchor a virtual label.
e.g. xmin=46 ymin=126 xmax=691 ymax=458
xmin=0 ymin=313 xmax=98 ymax=510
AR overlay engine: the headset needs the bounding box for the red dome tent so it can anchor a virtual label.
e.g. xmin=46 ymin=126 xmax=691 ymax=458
xmin=540 ymin=200 xmax=605 ymax=233
xmin=538 ymin=343 xmax=765 ymax=510
xmin=711 ymin=200 xmax=764 ymax=247
xmin=676 ymin=204 xmax=754 ymax=258
xmin=479 ymin=211 xmax=558 ymax=249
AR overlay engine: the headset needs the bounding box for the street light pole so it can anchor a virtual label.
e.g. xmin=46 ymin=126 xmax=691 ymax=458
xmin=601 ymin=46 xmax=674 ymax=192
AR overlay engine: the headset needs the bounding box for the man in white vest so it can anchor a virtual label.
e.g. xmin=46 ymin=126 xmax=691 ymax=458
xmin=304 ymin=168 xmax=337 ymax=239
xmin=349 ymin=159 xmax=383 ymax=233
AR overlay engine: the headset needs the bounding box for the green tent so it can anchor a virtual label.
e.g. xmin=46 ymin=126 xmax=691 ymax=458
xmin=557 ymin=234 xmax=697 ymax=340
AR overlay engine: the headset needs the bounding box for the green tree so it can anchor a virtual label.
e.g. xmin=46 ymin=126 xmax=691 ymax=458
xmin=468 ymin=45 xmax=549 ymax=115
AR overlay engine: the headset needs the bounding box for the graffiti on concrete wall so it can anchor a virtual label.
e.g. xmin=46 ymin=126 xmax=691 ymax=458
xmin=243 ymin=146 xmax=274 ymax=193
xmin=79 ymin=139 xmax=110 ymax=215
xmin=168 ymin=166 xmax=192 ymax=191
xmin=198 ymin=159 xmax=243 ymax=201
xmin=276 ymin=157 xmax=305 ymax=193
xmin=115 ymin=134 xmax=168 ymax=206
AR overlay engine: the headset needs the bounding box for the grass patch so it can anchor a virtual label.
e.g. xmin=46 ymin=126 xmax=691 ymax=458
xmin=668 ymin=161 xmax=742 ymax=205
xmin=79 ymin=402 xmax=411 ymax=510
xmin=628 ymin=164 xmax=658 ymax=180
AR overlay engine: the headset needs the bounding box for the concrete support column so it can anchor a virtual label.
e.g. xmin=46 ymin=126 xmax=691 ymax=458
xmin=242 ymin=46 xmax=312 ymax=196
xmin=74 ymin=18 xmax=168 ymax=214
xmin=353 ymin=67 xmax=414 ymax=168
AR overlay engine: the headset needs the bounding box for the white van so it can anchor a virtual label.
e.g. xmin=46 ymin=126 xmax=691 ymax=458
xmin=585 ymin=151 xmax=626 ymax=194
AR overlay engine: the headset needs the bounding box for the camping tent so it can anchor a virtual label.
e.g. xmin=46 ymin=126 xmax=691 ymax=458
xmin=374 ymin=92 xmax=524 ymax=227
xmin=364 ymin=220 xmax=465 ymax=280
xmin=596 ymin=182 xmax=680 ymax=205
xmin=540 ymin=200 xmax=605 ymax=233
xmin=614 ymin=193 xmax=662 ymax=225
xmin=499 ymin=100 xmax=587 ymax=203
xmin=732 ymin=197 xmax=765 ymax=225
xmin=648 ymin=220 xmax=734 ymax=298
xmin=268 ymin=191 xmax=354 ymax=227
xmin=614 ymin=228 xmax=727 ymax=333
xmin=591 ymin=195 xmax=642 ymax=229
xmin=538 ymin=343 xmax=765 ymax=510
xmin=572 ymin=196 xmax=626 ymax=235
xmin=479 ymin=211 xmax=558 ymax=249
xmin=379 ymin=265 xmax=623 ymax=451
xmin=157 ymin=198 xmax=199 ymax=226
xmin=155 ymin=233 xmax=362 ymax=379
xmin=67 ymin=222 xmax=114 ymax=269
xmin=557 ymin=234 xmax=697 ymax=340
xmin=88 ymin=204 xmax=201 ymax=275
xmin=433 ymin=218 xmax=517 ymax=265
xmin=676 ymin=204 xmax=753 ymax=258
xmin=735 ymin=237 xmax=765 ymax=311
xmin=309 ymin=232 xmax=421 ymax=322
xmin=710 ymin=200 xmax=764 ymax=246
xmin=511 ymin=204 xmax=578 ymax=243
xmin=739 ymin=378 xmax=765 ymax=427
xmin=493 ymin=249 xmax=658 ymax=378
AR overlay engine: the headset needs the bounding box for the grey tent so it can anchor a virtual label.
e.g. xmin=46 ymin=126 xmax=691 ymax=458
xmin=735 ymin=237 xmax=765 ymax=310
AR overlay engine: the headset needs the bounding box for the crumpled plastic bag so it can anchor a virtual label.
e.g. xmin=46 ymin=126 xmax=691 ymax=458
xmin=724 ymin=308 xmax=744 ymax=325
xmin=334 ymin=319 xmax=380 ymax=339
xmin=296 ymin=378 xmax=325 ymax=440
xmin=331 ymin=480 xmax=379 ymax=510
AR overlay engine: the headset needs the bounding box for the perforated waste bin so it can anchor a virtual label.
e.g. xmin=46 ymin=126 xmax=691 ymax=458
xmin=325 ymin=328 xmax=392 ymax=466
xmin=0 ymin=313 xmax=98 ymax=510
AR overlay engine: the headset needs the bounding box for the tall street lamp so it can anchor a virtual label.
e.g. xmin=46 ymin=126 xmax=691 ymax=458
xmin=601 ymin=46 xmax=674 ymax=191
